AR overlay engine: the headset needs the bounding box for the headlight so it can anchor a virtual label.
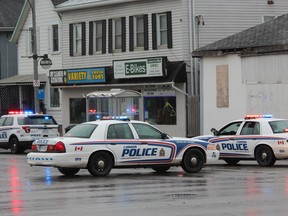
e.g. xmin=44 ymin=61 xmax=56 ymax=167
xmin=207 ymin=144 xmax=216 ymax=150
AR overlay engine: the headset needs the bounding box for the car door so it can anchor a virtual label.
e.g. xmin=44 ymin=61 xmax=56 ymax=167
xmin=106 ymin=122 xmax=141 ymax=166
xmin=0 ymin=117 xmax=13 ymax=146
xmin=131 ymin=123 xmax=174 ymax=164
xmin=211 ymin=121 xmax=243 ymax=158
xmin=237 ymin=121 xmax=260 ymax=158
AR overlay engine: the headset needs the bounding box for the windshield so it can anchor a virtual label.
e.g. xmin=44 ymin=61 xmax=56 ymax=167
xmin=269 ymin=120 xmax=288 ymax=134
xmin=64 ymin=124 xmax=97 ymax=138
xmin=18 ymin=115 xmax=58 ymax=125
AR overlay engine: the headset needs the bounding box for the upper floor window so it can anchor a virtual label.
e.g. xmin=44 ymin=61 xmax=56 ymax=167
xmin=74 ymin=23 xmax=82 ymax=54
xmin=114 ymin=18 xmax=122 ymax=50
xmin=129 ymin=15 xmax=148 ymax=51
xmin=108 ymin=17 xmax=126 ymax=53
xmin=94 ymin=21 xmax=103 ymax=52
xmin=152 ymin=11 xmax=172 ymax=49
xmin=135 ymin=15 xmax=144 ymax=48
xmin=69 ymin=22 xmax=86 ymax=56
xmin=89 ymin=20 xmax=106 ymax=54
xmin=263 ymin=15 xmax=276 ymax=23
xmin=52 ymin=24 xmax=59 ymax=52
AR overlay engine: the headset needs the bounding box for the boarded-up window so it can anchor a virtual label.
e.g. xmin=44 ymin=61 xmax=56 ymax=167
xmin=216 ymin=65 xmax=229 ymax=107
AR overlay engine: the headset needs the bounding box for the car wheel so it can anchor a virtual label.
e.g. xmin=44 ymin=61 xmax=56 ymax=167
xmin=255 ymin=145 xmax=276 ymax=167
xmin=10 ymin=137 xmax=23 ymax=154
xmin=58 ymin=168 xmax=80 ymax=176
xmin=88 ymin=152 xmax=113 ymax=177
xmin=181 ymin=148 xmax=204 ymax=173
xmin=224 ymin=159 xmax=240 ymax=165
xmin=152 ymin=166 xmax=171 ymax=173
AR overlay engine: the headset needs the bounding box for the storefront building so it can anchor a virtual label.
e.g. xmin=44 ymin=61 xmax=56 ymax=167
xmin=50 ymin=57 xmax=187 ymax=136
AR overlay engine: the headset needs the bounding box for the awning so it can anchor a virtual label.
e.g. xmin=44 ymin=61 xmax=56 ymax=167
xmin=0 ymin=73 xmax=47 ymax=86
xmin=86 ymin=89 xmax=142 ymax=98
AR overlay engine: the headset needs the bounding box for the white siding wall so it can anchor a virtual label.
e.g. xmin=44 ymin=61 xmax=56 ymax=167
xmin=201 ymin=55 xmax=246 ymax=134
xmin=17 ymin=0 xmax=63 ymax=124
xmin=243 ymin=54 xmax=288 ymax=119
xmin=60 ymin=0 xmax=188 ymax=69
xmin=194 ymin=0 xmax=288 ymax=48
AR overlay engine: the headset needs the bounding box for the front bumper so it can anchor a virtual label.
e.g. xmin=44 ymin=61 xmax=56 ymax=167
xmin=27 ymin=152 xmax=89 ymax=168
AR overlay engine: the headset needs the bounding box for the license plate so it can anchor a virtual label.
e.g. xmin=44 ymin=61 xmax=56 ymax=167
xmin=38 ymin=145 xmax=47 ymax=152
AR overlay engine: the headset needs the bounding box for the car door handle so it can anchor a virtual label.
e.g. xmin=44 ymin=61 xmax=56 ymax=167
xmin=141 ymin=142 xmax=148 ymax=145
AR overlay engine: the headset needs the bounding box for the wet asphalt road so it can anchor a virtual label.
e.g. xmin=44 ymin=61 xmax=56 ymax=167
xmin=1 ymin=150 xmax=288 ymax=216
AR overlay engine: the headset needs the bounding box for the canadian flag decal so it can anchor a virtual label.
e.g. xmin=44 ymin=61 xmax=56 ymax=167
xmin=75 ymin=146 xmax=83 ymax=151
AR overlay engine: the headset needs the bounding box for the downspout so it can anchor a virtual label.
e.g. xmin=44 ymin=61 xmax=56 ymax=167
xmin=188 ymin=0 xmax=194 ymax=96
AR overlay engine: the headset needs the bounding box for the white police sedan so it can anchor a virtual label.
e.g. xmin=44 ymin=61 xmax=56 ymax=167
xmin=27 ymin=117 xmax=219 ymax=176
xmin=195 ymin=115 xmax=288 ymax=167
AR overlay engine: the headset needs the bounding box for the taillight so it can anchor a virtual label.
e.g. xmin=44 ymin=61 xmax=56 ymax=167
xmin=22 ymin=126 xmax=31 ymax=133
xmin=52 ymin=141 xmax=66 ymax=153
xmin=31 ymin=144 xmax=37 ymax=151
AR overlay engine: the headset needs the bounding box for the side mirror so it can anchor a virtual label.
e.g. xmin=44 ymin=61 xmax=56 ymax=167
xmin=161 ymin=133 xmax=169 ymax=139
xmin=211 ymin=128 xmax=218 ymax=136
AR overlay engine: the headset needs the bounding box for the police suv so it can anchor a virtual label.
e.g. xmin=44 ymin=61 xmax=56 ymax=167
xmin=195 ymin=115 xmax=288 ymax=167
xmin=0 ymin=111 xmax=60 ymax=154
xmin=27 ymin=117 xmax=219 ymax=177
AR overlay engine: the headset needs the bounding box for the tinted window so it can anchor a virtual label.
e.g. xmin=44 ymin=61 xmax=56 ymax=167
xmin=0 ymin=117 xmax=7 ymax=126
xmin=240 ymin=122 xmax=260 ymax=135
xmin=132 ymin=123 xmax=163 ymax=139
xmin=4 ymin=117 xmax=13 ymax=126
xmin=218 ymin=121 xmax=242 ymax=136
xmin=64 ymin=124 xmax=97 ymax=138
xmin=18 ymin=115 xmax=57 ymax=125
xmin=269 ymin=120 xmax=288 ymax=133
xmin=107 ymin=124 xmax=134 ymax=139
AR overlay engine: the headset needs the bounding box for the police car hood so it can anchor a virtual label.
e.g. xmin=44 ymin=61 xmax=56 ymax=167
xmin=192 ymin=134 xmax=216 ymax=142
xmin=170 ymin=136 xmax=211 ymax=147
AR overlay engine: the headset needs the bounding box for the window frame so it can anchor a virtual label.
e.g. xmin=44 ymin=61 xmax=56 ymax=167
xmin=73 ymin=23 xmax=83 ymax=55
xmin=113 ymin=18 xmax=122 ymax=50
xmin=51 ymin=24 xmax=60 ymax=53
xmin=49 ymin=87 xmax=61 ymax=109
xmin=157 ymin=13 xmax=168 ymax=47
xmin=93 ymin=21 xmax=103 ymax=53
xmin=134 ymin=15 xmax=144 ymax=49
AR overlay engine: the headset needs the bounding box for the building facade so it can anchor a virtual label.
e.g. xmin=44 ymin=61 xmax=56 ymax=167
xmin=7 ymin=0 xmax=288 ymax=136
xmin=192 ymin=14 xmax=288 ymax=134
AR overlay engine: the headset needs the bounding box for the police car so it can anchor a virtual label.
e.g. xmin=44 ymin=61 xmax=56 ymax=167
xmin=195 ymin=114 xmax=288 ymax=167
xmin=0 ymin=111 xmax=60 ymax=154
xmin=27 ymin=117 xmax=219 ymax=176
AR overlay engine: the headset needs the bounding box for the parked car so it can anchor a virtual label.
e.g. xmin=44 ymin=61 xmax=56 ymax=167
xmin=27 ymin=116 xmax=219 ymax=176
xmin=0 ymin=111 xmax=60 ymax=153
xmin=194 ymin=114 xmax=288 ymax=167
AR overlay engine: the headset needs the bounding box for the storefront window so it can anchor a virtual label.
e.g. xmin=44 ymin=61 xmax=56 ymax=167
xmin=87 ymin=97 xmax=139 ymax=121
xmin=70 ymin=98 xmax=86 ymax=124
xmin=50 ymin=88 xmax=60 ymax=108
xmin=144 ymin=96 xmax=176 ymax=125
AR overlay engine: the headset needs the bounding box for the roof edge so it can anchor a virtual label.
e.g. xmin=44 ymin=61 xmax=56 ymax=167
xmin=10 ymin=0 xmax=30 ymax=44
xmin=55 ymin=0 xmax=139 ymax=12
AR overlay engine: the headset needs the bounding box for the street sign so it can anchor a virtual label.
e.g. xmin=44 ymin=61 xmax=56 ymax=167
xmin=33 ymin=80 xmax=40 ymax=87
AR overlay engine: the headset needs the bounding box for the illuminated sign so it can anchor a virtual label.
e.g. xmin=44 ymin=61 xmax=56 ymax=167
xmin=113 ymin=57 xmax=165 ymax=79
xmin=49 ymin=67 xmax=106 ymax=85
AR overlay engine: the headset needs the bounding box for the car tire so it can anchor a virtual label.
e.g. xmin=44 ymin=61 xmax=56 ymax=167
xmin=152 ymin=166 xmax=171 ymax=173
xmin=58 ymin=168 xmax=80 ymax=176
xmin=10 ymin=137 xmax=23 ymax=154
xmin=255 ymin=145 xmax=276 ymax=167
xmin=181 ymin=148 xmax=204 ymax=173
xmin=224 ymin=159 xmax=240 ymax=165
xmin=88 ymin=152 xmax=113 ymax=177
